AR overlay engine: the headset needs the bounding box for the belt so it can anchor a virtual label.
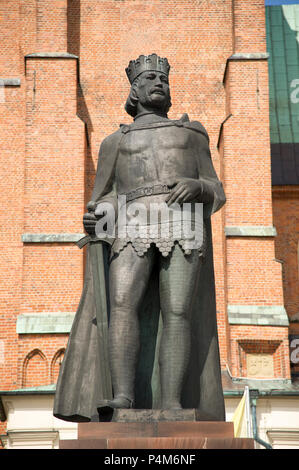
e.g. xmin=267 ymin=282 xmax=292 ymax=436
xmin=123 ymin=184 xmax=171 ymax=202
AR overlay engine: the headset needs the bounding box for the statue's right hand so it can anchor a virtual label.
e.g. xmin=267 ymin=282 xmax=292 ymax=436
xmin=83 ymin=201 xmax=98 ymax=235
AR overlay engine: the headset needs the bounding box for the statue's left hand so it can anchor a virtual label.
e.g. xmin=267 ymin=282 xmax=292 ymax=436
xmin=165 ymin=178 xmax=202 ymax=205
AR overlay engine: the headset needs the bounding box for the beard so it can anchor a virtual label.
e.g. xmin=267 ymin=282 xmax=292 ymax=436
xmin=138 ymin=89 xmax=169 ymax=112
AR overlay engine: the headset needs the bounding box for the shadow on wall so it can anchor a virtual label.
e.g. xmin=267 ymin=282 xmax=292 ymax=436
xmin=67 ymin=0 xmax=95 ymax=206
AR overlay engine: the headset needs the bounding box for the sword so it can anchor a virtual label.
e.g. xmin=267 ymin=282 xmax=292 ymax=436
xmin=76 ymin=202 xmax=113 ymax=400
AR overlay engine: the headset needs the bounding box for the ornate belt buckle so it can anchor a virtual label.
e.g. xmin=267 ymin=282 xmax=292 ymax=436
xmin=127 ymin=191 xmax=133 ymax=201
xmin=145 ymin=187 xmax=153 ymax=196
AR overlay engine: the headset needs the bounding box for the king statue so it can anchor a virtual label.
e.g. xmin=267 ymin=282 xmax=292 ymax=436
xmin=53 ymin=54 xmax=226 ymax=422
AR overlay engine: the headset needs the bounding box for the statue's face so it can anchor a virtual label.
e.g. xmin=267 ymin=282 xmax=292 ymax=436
xmin=135 ymin=71 xmax=170 ymax=110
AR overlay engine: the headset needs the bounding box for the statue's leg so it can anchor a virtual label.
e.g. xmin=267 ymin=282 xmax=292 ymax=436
xmin=159 ymin=244 xmax=202 ymax=409
xmin=108 ymin=243 xmax=157 ymax=408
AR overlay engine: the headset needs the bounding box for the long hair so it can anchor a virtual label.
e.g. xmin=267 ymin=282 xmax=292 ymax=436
xmin=124 ymin=76 xmax=172 ymax=117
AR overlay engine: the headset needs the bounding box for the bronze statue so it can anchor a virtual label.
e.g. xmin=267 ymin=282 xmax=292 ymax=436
xmin=54 ymin=54 xmax=226 ymax=422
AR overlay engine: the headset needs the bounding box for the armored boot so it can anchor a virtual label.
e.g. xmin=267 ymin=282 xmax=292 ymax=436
xmin=98 ymin=314 xmax=139 ymax=412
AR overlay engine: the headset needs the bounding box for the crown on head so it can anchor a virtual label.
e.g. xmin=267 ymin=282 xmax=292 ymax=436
xmin=126 ymin=54 xmax=170 ymax=84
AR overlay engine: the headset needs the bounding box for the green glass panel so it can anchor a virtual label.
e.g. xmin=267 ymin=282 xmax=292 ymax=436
xmin=266 ymin=5 xmax=299 ymax=144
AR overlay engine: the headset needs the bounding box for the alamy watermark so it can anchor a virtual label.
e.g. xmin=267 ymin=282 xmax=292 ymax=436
xmin=94 ymin=195 xmax=204 ymax=249
xmin=290 ymin=79 xmax=299 ymax=104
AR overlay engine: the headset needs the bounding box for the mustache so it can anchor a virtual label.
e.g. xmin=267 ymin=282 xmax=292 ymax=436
xmin=150 ymin=87 xmax=166 ymax=95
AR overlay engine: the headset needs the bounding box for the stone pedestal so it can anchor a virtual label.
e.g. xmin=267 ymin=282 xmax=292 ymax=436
xmin=59 ymin=410 xmax=254 ymax=449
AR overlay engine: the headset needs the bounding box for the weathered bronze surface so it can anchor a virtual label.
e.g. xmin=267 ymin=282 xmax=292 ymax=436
xmin=53 ymin=54 xmax=226 ymax=422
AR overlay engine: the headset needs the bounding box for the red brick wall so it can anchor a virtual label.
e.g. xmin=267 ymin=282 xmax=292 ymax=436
xmin=0 ymin=0 xmax=21 ymax=76
xmin=221 ymin=0 xmax=289 ymax=378
xmin=0 ymin=0 xmax=25 ymax=394
xmin=232 ymin=0 xmax=267 ymax=53
xmin=36 ymin=0 xmax=67 ymax=52
xmin=273 ymin=187 xmax=299 ymax=334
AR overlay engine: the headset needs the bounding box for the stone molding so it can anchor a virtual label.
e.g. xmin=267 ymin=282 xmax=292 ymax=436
xmin=228 ymin=53 xmax=269 ymax=61
xmin=0 ymin=78 xmax=21 ymax=86
xmin=1 ymin=430 xmax=59 ymax=449
xmin=267 ymin=429 xmax=299 ymax=449
xmin=25 ymin=53 xmax=80 ymax=84
xmin=223 ymin=52 xmax=269 ymax=83
xmin=16 ymin=312 xmax=75 ymax=334
xmin=225 ymin=226 xmax=277 ymax=237
xmin=227 ymin=305 xmax=289 ymax=326
xmin=22 ymin=233 xmax=85 ymax=243
xmin=25 ymin=52 xmax=78 ymax=59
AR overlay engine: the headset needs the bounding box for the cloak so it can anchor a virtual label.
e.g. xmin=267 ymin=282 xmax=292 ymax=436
xmin=53 ymin=115 xmax=226 ymax=422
